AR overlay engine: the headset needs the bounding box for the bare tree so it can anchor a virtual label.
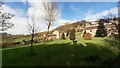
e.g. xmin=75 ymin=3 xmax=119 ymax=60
xmin=117 ymin=1 xmax=120 ymax=38
xmin=102 ymin=2 xmax=120 ymax=38
xmin=26 ymin=1 xmax=38 ymax=54
xmin=42 ymin=0 xmax=59 ymax=34
xmin=0 ymin=0 xmax=14 ymax=31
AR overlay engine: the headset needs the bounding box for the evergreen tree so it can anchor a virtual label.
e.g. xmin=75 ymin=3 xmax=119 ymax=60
xmin=95 ymin=19 xmax=107 ymax=37
xmin=70 ymin=28 xmax=76 ymax=41
xmin=61 ymin=32 xmax=65 ymax=40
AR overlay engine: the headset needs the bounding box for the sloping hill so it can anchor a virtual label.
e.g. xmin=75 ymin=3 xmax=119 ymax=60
xmin=52 ymin=20 xmax=90 ymax=32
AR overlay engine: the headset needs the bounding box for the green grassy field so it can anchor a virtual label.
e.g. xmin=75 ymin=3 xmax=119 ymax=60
xmin=2 ymin=33 xmax=120 ymax=66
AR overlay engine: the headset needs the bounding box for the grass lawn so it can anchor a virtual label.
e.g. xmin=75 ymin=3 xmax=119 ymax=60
xmin=2 ymin=33 xmax=120 ymax=66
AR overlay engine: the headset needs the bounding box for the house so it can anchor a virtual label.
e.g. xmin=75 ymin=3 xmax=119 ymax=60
xmin=52 ymin=30 xmax=67 ymax=39
xmin=81 ymin=20 xmax=117 ymax=37
xmin=81 ymin=26 xmax=97 ymax=37
xmin=42 ymin=33 xmax=57 ymax=41
xmin=84 ymin=26 xmax=97 ymax=37
xmin=47 ymin=34 xmax=57 ymax=40
xmin=80 ymin=21 xmax=98 ymax=37
xmin=52 ymin=30 xmax=60 ymax=39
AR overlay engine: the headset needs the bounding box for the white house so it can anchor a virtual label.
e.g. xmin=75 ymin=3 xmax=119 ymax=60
xmin=52 ymin=30 xmax=60 ymax=39
xmin=52 ymin=30 xmax=68 ymax=39
xmin=85 ymin=26 xmax=97 ymax=37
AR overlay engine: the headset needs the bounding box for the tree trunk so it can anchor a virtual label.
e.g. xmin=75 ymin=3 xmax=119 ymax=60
xmin=46 ymin=22 xmax=51 ymax=41
xmin=47 ymin=22 xmax=51 ymax=34
xmin=30 ymin=33 xmax=34 ymax=54
xmin=46 ymin=26 xmax=50 ymax=41
xmin=47 ymin=25 xmax=50 ymax=34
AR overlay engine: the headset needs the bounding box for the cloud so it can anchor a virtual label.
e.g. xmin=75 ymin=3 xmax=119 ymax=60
xmin=2 ymin=5 xmax=16 ymax=14
xmin=2 ymin=0 xmax=56 ymax=34
xmin=2 ymin=1 xmax=79 ymax=35
xmin=85 ymin=9 xmax=93 ymax=17
xmin=3 ymin=1 xmax=118 ymax=35
xmin=69 ymin=5 xmax=81 ymax=12
xmin=1 ymin=5 xmax=28 ymax=35
xmin=84 ymin=7 xmax=118 ymax=21
xmin=6 ymin=16 xmax=28 ymax=34
xmin=1 ymin=0 xmax=48 ymax=34
xmin=70 ymin=6 xmax=76 ymax=11
xmin=27 ymin=0 xmax=77 ymax=32
xmin=50 ymin=18 xmax=79 ymax=30
xmin=3 ymin=5 xmax=26 ymax=17
xmin=27 ymin=1 xmax=45 ymax=20
xmin=15 ymin=8 xmax=26 ymax=17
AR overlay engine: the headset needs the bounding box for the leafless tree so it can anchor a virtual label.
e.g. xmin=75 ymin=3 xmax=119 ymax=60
xmin=42 ymin=0 xmax=59 ymax=34
xmin=117 ymin=1 xmax=120 ymax=38
xmin=26 ymin=1 xmax=38 ymax=54
xmin=0 ymin=0 xmax=14 ymax=31
xmin=102 ymin=2 xmax=120 ymax=38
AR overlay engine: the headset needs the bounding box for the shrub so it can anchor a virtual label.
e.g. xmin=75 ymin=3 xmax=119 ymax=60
xmin=2 ymin=42 xmax=21 ymax=48
xmin=95 ymin=19 xmax=107 ymax=37
xmin=69 ymin=28 xmax=76 ymax=41
xmin=61 ymin=33 xmax=65 ymax=40
xmin=83 ymin=33 xmax=92 ymax=40
xmin=2 ymin=42 xmax=13 ymax=48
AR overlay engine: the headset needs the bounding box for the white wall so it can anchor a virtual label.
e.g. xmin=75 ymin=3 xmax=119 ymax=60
xmin=53 ymin=31 xmax=60 ymax=39
xmin=85 ymin=29 xmax=97 ymax=37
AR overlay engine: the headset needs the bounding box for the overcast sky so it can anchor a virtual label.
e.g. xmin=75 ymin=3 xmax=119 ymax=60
xmin=1 ymin=0 xmax=118 ymax=35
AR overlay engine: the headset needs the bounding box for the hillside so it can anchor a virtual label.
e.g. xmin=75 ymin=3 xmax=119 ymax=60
xmin=52 ymin=20 xmax=91 ymax=32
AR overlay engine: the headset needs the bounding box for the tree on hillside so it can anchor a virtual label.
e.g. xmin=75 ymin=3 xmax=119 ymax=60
xmin=108 ymin=1 xmax=120 ymax=38
xmin=118 ymin=1 xmax=120 ymax=38
xmin=99 ymin=1 xmax=120 ymax=38
xmin=100 ymin=2 xmax=120 ymax=38
xmin=42 ymin=0 xmax=59 ymax=34
xmin=95 ymin=19 xmax=107 ymax=37
xmin=0 ymin=0 xmax=14 ymax=31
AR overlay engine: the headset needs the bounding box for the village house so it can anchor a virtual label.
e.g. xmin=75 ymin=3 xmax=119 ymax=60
xmin=52 ymin=30 xmax=60 ymax=39
xmin=81 ymin=20 xmax=117 ymax=37
xmin=80 ymin=21 xmax=98 ymax=37
xmin=43 ymin=34 xmax=57 ymax=41
xmin=52 ymin=30 xmax=67 ymax=39
xmin=84 ymin=26 xmax=97 ymax=37
xmin=47 ymin=34 xmax=57 ymax=40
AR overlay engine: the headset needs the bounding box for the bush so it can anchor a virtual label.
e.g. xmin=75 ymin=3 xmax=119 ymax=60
xmin=95 ymin=19 xmax=107 ymax=37
xmin=61 ymin=33 xmax=65 ymax=40
xmin=2 ymin=42 xmax=14 ymax=48
xmin=2 ymin=35 xmax=15 ymax=43
xmin=83 ymin=33 xmax=92 ymax=40
xmin=2 ymin=42 xmax=21 ymax=48
xmin=69 ymin=28 xmax=76 ymax=40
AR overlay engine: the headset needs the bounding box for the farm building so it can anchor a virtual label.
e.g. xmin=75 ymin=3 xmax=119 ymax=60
xmin=52 ymin=30 xmax=60 ymax=39
xmin=52 ymin=30 xmax=67 ymax=39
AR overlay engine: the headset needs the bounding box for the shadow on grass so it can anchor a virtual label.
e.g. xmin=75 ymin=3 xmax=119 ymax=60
xmin=103 ymin=38 xmax=120 ymax=47
xmin=2 ymin=42 xmax=119 ymax=66
xmin=102 ymin=39 xmax=120 ymax=67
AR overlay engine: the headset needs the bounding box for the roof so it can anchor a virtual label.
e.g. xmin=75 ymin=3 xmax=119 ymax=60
xmin=47 ymin=34 xmax=57 ymax=36
xmin=105 ymin=24 xmax=115 ymax=28
xmin=85 ymin=24 xmax=116 ymax=30
xmin=85 ymin=26 xmax=97 ymax=30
